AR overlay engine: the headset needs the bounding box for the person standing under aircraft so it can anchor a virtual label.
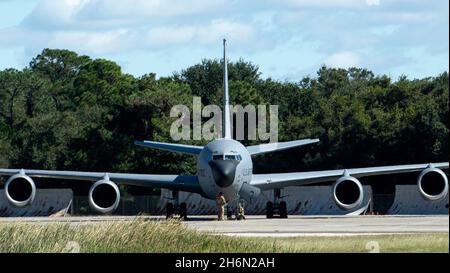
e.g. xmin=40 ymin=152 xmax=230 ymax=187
xmin=216 ymin=192 xmax=226 ymax=221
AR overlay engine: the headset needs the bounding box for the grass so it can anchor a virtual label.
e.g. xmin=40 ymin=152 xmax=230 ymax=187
xmin=0 ymin=220 xmax=447 ymax=253
xmin=270 ymin=234 xmax=449 ymax=253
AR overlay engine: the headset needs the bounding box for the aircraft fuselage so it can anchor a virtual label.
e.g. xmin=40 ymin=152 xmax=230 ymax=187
xmin=197 ymin=139 xmax=253 ymax=202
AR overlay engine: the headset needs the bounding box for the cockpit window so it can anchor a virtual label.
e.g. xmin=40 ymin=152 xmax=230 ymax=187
xmin=213 ymin=154 xmax=242 ymax=161
xmin=225 ymin=155 xmax=242 ymax=161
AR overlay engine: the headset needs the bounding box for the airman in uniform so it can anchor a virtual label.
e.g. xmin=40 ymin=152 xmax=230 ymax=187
xmin=237 ymin=202 xmax=245 ymax=220
xmin=216 ymin=192 xmax=226 ymax=221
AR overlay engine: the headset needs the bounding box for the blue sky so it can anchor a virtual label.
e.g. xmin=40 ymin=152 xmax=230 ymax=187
xmin=0 ymin=0 xmax=448 ymax=81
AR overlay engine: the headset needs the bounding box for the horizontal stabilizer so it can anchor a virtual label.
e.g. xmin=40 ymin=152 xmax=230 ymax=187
xmin=246 ymin=139 xmax=319 ymax=155
xmin=134 ymin=140 xmax=203 ymax=155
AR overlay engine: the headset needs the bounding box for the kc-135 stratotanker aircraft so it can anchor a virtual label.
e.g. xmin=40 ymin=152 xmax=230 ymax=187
xmin=1 ymin=40 xmax=448 ymax=218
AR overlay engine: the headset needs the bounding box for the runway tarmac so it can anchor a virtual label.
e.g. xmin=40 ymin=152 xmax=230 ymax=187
xmin=184 ymin=215 xmax=449 ymax=237
xmin=0 ymin=215 xmax=448 ymax=237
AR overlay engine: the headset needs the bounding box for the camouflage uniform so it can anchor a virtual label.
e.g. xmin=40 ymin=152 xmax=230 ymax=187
xmin=216 ymin=194 xmax=226 ymax=221
xmin=238 ymin=203 xmax=245 ymax=220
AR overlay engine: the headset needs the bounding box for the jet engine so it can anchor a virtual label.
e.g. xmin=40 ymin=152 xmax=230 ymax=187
xmin=4 ymin=173 xmax=36 ymax=207
xmin=417 ymin=167 xmax=448 ymax=201
xmin=88 ymin=179 xmax=120 ymax=214
xmin=332 ymin=175 xmax=364 ymax=210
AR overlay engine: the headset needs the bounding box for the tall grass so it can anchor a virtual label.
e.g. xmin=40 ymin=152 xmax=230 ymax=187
xmin=0 ymin=220 xmax=291 ymax=253
xmin=0 ymin=220 xmax=447 ymax=253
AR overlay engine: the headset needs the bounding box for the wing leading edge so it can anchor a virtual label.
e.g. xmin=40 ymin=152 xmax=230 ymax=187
xmin=246 ymin=139 xmax=319 ymax=155
xmin=251 ymin=162 xmax=449 ymax=191
xmin=134 ymin=140 xmax=203 ymax=155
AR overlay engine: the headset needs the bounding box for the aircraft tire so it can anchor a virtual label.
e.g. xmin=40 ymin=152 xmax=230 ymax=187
xmin=266 ymin=202 xmax=274 ymax=218
xmin=179 ymin=202 xmax=187 ymax=220
xmin=166 ymin=203 xmax=174 ymax=219
xmin=279 ymin=201 xmax=288 ymax=218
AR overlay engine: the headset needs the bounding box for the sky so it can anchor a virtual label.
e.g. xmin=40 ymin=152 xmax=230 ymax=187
xmin=0 ymin=0 xmax=448 ymax=81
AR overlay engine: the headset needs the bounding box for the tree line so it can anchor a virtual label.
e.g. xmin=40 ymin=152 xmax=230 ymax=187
xmin=0 ymin=49 xmax=448 ymax=194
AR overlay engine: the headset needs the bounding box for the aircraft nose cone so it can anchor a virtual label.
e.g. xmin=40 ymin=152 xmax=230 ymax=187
xmin=208 ymin=160 xmax=239 ymax=188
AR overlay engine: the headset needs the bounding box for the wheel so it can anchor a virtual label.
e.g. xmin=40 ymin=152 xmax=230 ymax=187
xmin=179 ymin=202 xmax=187 ymax=220
xmin=166 ymin=203 xmax=174 ymax=219
xmin=266 ymin=201 xmax=274 ymax=218
xmin=279 ymin=201 xmax=288 ymax=218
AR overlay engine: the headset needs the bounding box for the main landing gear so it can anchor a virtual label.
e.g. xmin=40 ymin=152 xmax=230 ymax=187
xmin=266 ymin=188 xmax=288 ymax=218
xmin=165 ymin=190 xmax=188 ymax=220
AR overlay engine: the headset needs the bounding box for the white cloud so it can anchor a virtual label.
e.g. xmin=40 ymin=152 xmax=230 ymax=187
xmin=2 ymin=18 xmax=255 ymax=55
xmin=83 ymin=0 xmax=227 ymax=18
xmin=48 ymin=29 xmax=132 ymax=54
xmin=197 ymin=20 xmax=255 ymax=43
xmin=378 ymin=11 xmax=438 ymax=23
xmin=131 ymin=20 xmax=255 ymax=50
xmin=0 ymin=0 xmax=447 ymax=80
xmin=24 ymin=0 xmax=89 ymax=28
xmin=324 ymin=51 xmax=361 ymax=68
xmin=366 ymin=0 xmax=380 ymax=6
xmin=2 ymin=0 xmax=254 ymax=55
xmin=279 ymin=0 xmax=367 ymax=9
xmin=24 ymin=0 xmax=228 ymax=28
xmin=142 ymin=20 xmax=255 ymax=47
xmin=370 ymin=24 xmax=399 ymax=36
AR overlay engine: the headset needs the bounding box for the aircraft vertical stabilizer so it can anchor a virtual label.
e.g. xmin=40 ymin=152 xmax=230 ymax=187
xmin=223 ymin=39 xmax=232 ymax=139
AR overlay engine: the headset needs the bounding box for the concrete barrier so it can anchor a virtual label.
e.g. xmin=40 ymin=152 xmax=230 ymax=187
xmin=155 ymin=186 xmax=373 ymax=215
xmin=0 ymin=189 xmax=73 ymax=217
xmin=387 ymin=185 xmax=449 ymax=215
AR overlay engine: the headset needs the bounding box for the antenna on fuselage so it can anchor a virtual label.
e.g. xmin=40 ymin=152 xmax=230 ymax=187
xmin=223 ymin=39 xmax=232 ymax=139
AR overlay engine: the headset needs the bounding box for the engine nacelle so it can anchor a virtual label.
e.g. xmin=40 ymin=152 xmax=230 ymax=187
xmin=4 ymin=173 xmax=36 ymax=207
xmin=332 ymin=175 xmax=364 ymax=210
xmin=88 ymin=180 xmax=120 ymax=214
xmin=417 ymin=167 xmax=448 ymax=201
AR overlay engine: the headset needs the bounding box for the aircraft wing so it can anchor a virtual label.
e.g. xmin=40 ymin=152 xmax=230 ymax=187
xmin=250 ymin=162 xmax=449 ymax=191
xmin=134 ymin=140 xmax=203 ymax=155
xmin=0 ymin=169 xmax=202 ymax=194
xmin=246 ymin=139 xmax=319 ymax=155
